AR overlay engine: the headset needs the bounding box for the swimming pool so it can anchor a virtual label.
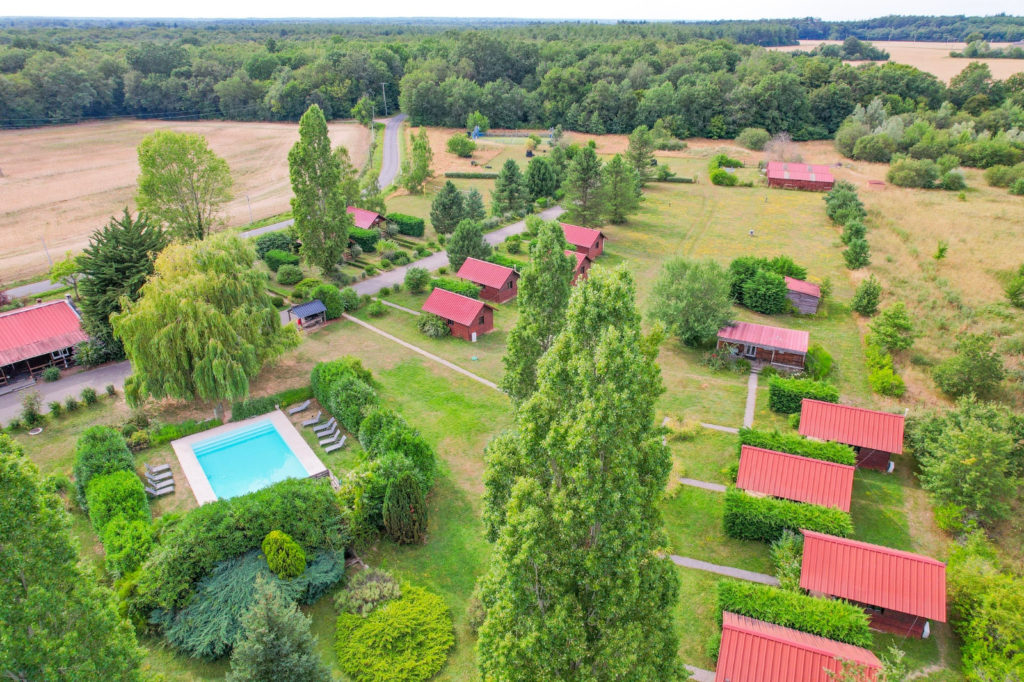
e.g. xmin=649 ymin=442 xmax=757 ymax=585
xmin=171 ymin=411 xmax=328 ymax=504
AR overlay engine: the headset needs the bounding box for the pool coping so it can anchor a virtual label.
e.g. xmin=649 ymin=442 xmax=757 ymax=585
xmin=171 ymin=409 xmax=328 ymax=505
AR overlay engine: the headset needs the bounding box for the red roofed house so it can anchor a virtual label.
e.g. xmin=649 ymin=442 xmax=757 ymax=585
xmin=785 ymin=276 xmax=822 ymax=314
xmin=0 ymin=298 xmax=89 ymax=385
xmin=716 ymin=611 xmax=881 ymax=682
xmin=800 ymin=530 xmax=947 ymax=638
xmin=421 ymin=288 xmax=494 ymax=342
xmin=717 ymin=321 xmax=809 ymax=371
xmin=766 ymin=161 xmax=835 ymax=192
xmin=565 ymin=250 xmax=592 ymax=285
xmin=799 ymin=399 xmax=905 ymax=471
xmin=346 ymin=206 xmax=385 ymax=230
xmin=456 ymin=258 xmax=519 ymax=303
xmin=560 ymin=223 xmax=606 ymax=260
xmin=737 ymin=445 xmax=855 ymax=512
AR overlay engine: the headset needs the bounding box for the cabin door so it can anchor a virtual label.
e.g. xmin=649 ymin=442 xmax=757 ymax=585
xmin=742 ymin=344 xmax=757 ymax=358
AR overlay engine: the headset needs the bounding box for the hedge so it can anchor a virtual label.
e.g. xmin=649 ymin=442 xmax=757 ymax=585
xmin=653 ymin=176 xmax=695 ymax=183
xmin=487 ymin=253 xmax=520 ymax=270
xmin=387 ymin=213 xmax=425 ymax=237
xmin=430 ymin=276 xmax=480 ymax=299
xmin=149 ymin=418 xmax=222 ymax=446
xmin=254 ymin=231 xmax=297 ymax=259
xmin=350 ymin=227 xmax=380 ymax=252
xmin=72 ymin=425 xmax=134 ymax=508
xmin=311 ymin=356 xmax=378 ymax=433
xmin=767 ymin=376 xmax=840 ymax=414
xmin=739 ymin=427 xmax=855 ymax=466
xmin=716 ymin=579 xmax=872 ymax=647
xmin=723 ymin=488 xmax=853 ymax=543
xmin=85 ymin=469 xmax=150 ymax=534
xmin=230 ymin=386 xmax=314 ymax=422
xmin=263 ymin=249 xmax=299 ymax=272
xmin=444 ymin=171 xmax=498 ymax=179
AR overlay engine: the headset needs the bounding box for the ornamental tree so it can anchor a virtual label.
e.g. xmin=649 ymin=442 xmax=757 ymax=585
xmin=525 ymin=156 xmax=558 ymax=200
xmin=869 ymin=302 xmax=916 ymax=352
xmin=49 ymin=251 xmax=82 ymax=300
xmin=648 ymin=258 xmax=733 ymax=347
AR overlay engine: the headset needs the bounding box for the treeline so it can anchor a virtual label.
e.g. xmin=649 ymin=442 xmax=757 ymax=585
xmin=952 ymin=40 xmax=1024 ymax=59
xmin=790 ymin=15 xmax=1024 ymax=42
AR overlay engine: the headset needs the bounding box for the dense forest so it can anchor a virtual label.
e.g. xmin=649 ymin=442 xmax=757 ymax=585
xmin=1 ymin=18 xmax=1022 ymax=136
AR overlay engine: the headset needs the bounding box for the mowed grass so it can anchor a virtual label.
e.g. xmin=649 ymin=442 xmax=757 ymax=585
xmin=674 ymin=566 xmax=722 ymax=670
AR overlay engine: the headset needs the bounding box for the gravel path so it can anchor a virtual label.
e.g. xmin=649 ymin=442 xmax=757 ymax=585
xmin=678 ymin=478 xmax=727 ymax=493
xmin=669 ymin=555 xmax=780 ymax=586
xmin=743 ymin=371 xmax=758 ymax=428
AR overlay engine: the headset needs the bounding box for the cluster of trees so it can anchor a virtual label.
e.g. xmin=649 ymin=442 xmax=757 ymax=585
xmin=951 ymin=40 xmax=1024 ymax=59
xmin=792 ymin=36 xmax=889 ymax=61
xmin=789 ymin=15 xmax=1024 ymax=42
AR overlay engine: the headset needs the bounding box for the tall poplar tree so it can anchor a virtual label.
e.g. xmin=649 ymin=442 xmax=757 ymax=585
xmin=479 ymin=267 xmax=681 ymax=680
xmin=500 ymin=220 xmax=573 ymax=405
xmin=401 ymin=128 xmax=433 ymax=194
xmin=491 ymin=159 xmax=530 ymax=216
xmin=288 ymin=104 xmax=352 ymax=274
xmin=602 ymin=153 xmax=642 ymax=224
xmin=564 ymin=144 xmax=605 ymax=226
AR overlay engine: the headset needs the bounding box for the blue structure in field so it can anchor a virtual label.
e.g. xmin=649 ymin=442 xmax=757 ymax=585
xmin=471 ymin=125 xmax=481 ymax=140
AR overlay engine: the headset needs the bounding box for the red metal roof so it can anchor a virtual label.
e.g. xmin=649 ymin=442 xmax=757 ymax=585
xmin=766 ymin=162 xmax=835 ymax=184
xmin=717 ymin=321 xmax=809 ymax=354
xmin=0 ymin=299 xmax=88 ymax=367
xmin=716 ymin=611 xmax=881 ymax=682
xmin=785 ymin=276 xmax=822 ymax=299
xmin=456 ymin=257 xmax=517 ymax=289
xmin=799 ymin=400 xmax=905 ymax=454
xmin=346 ymin=206 xmax=382 ymax=229
xmin=800 ymin=530 xmax=947 ymax=622
xmin=565 ymin=250 xmax=590 ymax=269
xmin=737 ymin=445 xmax=855 ymax=512
xmin=560 ymin=222 xmax=604 ymax=249
xmin=421 ymin=288 xmax=493 ymax=326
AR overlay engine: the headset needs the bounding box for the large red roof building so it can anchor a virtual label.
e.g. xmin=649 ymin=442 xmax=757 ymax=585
xmin=736 ymin=445 xmax=855 ymax=512
xmin=0 ymin=298 xmax=89 ymax=385
xmin=560 ymin=222 xmax=606 ymax=260
xmin=799 ymin=399 xmax=905 ymax=471
xmin=717 ymin=321 xmax=809 ymax=370
xmin=456 ymin=258 xmax=519 ymax=303
xmin=421 ymin=288 xmax=494 ymax=342
xmin=766 ymin=162 xmax=835 ymax=192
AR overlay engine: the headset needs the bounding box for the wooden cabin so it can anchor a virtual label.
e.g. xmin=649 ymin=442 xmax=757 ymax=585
xmin=798 ymin=399 xmax=905 ymax=471
xmin=766 ymin=162 xmax=835 ymax=192
xmin=0 ymin=298 xmax=88 ymax=386
xmin=716 ymin=321 xmax=809 ymax=371
xmin=785 ymin=276 xmax=822 ymax=314
xmin=736 ymin=445 xmax=855 ymax=512
xmin=421 ymin=288 xmax=494 ymax=342
xmin=456 ymin=258 xmax=519 ymax=303
xmin=346 ymin=206 xmax=385 ymax=230
xmin=565 ymin=250 xmax=592 ymax=285
xmin=560 ymin=222 xmax=606 ymax=260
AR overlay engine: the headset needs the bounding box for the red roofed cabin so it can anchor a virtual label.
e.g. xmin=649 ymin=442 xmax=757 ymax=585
xmin=421 ymin=288 xmax=494 ymax=341
xmin=785 ymin=277 xmax=822 ymax=314
xmin=716 ymin=611 xmax=881 ymax=682
xmin=799 ymin=399 xmax=905 ymax=471
xmin=0 ymin=298 xmax=89 ymax=386
xmin=561 ymin=223 xmax=605 ymax=260
xmin=456 ymin=258 xmax=519 ymax=303
xmin=800 ymin=530 xmax=947 ymax=638
xmin=565 ymin=250 xmax=592 ymax=285
xmin=717 ymin=321 xmax=809 ymax=371
xmin=737 ymin=445 xmax=855 ymax=512
xmin=346 ymin=206 xmax=385 ymax=230
xmin=766 ymin=161 xmax=835 ymax=192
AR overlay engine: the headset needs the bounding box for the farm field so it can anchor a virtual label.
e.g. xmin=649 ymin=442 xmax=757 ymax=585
xmin=0 ymin=119 xmax=370 ymax=282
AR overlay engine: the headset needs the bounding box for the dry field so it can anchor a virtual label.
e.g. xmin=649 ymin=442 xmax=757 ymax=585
xmin=0 ymin=119 xmax=369 ymax=281
xmin=770 ymin=40 xmax=1024 ymax=82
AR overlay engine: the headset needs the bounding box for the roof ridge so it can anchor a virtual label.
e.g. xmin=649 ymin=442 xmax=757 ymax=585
xmin=802 ymin=399 xmax=904 ymax=419
xmin=0 ymin=298 xmax=69 ymax=319
xmin=723 ymin=612 xmax=880 ymax=666
xmin=801 ymin=530 xmax=945 ymax=566
xmin=740 ymin=444 xmax=855 ymax=470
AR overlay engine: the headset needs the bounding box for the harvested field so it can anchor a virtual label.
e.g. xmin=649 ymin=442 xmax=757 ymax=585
xmin=770 ymin=40 xmax=1024 ymax=83
xmin=0 ymin=119 xmax=369 ymax=281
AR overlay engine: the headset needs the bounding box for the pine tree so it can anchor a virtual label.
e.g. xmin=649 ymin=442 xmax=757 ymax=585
xmin=226 ymin=576 xmax=331 ymax=682
xmin=500 ymin=220 xmax=574 ymax=405
xmin=382 ymin=471 xmax=428 ymax=544
xmin=288 ymin=104 xmax=353 ymax=274
xmin=564 ymin=145 xmax=605 ymax=226
xmin=464 ymin=188 xmax=486 ymax=222
xmin=491 ymin=159 xmax=530 ymax=216
xmin=602 ymin=153 xmax=642 ymax=224
xmin=479 ymin=266 xmax=681 ymax=680
xmin=446 ymin=220 xmax=492 ymax=271
xmin=401 ymin=128 xmax=433 ymax=194
xmin=525 ymin=156 xmax=558 ymax=200
xmin=430 ymin=180 xmax=466 ymax=235
xmin=626 ymin=125 xmax=656 ymax=184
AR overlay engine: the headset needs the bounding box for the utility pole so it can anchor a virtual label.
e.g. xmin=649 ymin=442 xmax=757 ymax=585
xmin=380 ymin=83 xmax=389 ymax=116
xmin=40 ymin=237 xmax=53 ymax=267
xmin=245 ymin=194 xmax=253 ymax=224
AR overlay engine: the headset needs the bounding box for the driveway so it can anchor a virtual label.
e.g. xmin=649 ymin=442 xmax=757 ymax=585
xmin=0 ymin=360 xmax=131 ymax=424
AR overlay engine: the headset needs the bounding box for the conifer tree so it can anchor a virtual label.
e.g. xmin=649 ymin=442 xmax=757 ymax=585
xmin=479 ymin=267 xmax=681 ymax=680
xmin=446 ymin=219 xmax=492 ymax=271
xmin=626 ymin=124 xmax=656 ymax=184
xmin=491 ymin=159 xmax=530 ymax=216
xmin=602 ymin=153 xmax=642 ymax=224
xmin=564 ymin=144 xmax=605 ymax=226
xmin=525 ymin=156 xmax=558 ymax=200
xmin=464 ymin=188 xmax=486 ymax=222
xmin=430 ymin=180 xmax=465 ymax=235
xmin=382 ymin=471 xmax=428 ymax=544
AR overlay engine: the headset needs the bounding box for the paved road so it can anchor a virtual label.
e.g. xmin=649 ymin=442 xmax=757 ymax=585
xmin=0 ymin=360 xmax=131 ymax=424
xmin=378 ymin=113 xmax=407 ymax=189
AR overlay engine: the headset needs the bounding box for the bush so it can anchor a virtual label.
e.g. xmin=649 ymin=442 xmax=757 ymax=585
xmin=840 ymin=220 xmax=866 ymax=245
xmin=81 ymin=386 xmax=98 ymax=405
xmin=724 ymin=488 xmax=853 ymax=543
xmin=709 ymin=168 xmax=738 ymax=186
xmin=417 ymin=314 xmax=450 ymax=338
xmin=311 ymin=283 xmax=345 ymax=319
xmin=933 ymin=334 xmax=1005 ymax=399
xmin=446 ymin=134 xmax=476 ymax=157
xmin=63 ymin=396 xmax=79 ymax=412
xmin=19 ymin=391 xmax=42 ymax=426
xmin=940 ymin=170 xmax=967 ymax=191
xmin=149 ymin=418 xmax=221 ymax=445
xmin=41 ymin=366 xmax=60 ymax=382
xmin=358 ymin=408 xmax=406 ymax=451
xmin=379 ymin=258 xmax=392 ymax=269
xmin=263 ymin=249 xmax=300 ymax=272
xmin=852 ymin=133 xmax=896 ymax=162
xmin=824 ymin=182 xmax=866 ymax=225
xmin=983 ymin=164 xmax=1024 ymax=188
xmin=383 ymin=471 xmax=428 ymax=544
xmin=254 ymin=232 xmax=298 ymax=259
xmin=335 ymin=585 xmax=454 ymax=682
xmin=442 ymin=171 xmax=498 ymax=180
xmin=126 ymin=430 xmax=151 ymax=452
xmin=311 ymin=356 xmax=372 ymax=402
xmin=887 ymin=156 xmax=940 ymax=188
xmin=737 ymin=127 xmax=770 ymax=151
xmin=322 ymin=373 xmax=377 ymax=434
xmin=505 ymin=235 xmax=522 ymax=254
xmin=804 ymin=344 xmax=834 ymax=380
xmin=387 ymin=213 xmax=425 ymax=237
xmin=843 ymin=238 xmax=871 ymax=269
xmin=277 ymin=264 xmax=303 ymax=285
xmin=716 ymin=579 xmax=871 ymax=646
xmin=47 ymin=400 xmax=62 ymax=416
xmin=73 ymin=425 xmax=134 ymax=508
xmin=709 ymin=153 xmax=743 ymax=170
xmin=366 ymin=300 xmax=387 ymax=317
xmin=739 ymin=428 xmax=856 ymax=465
xmin=262 ymin=530 xmax=307 ymax=579
xmin=103 ymin=517 xmax=154 ymax=578
xmin=869 ymin=366 xmax=907 ymax=398
xmin=741 ymin=269 xmax=789 ymax=314
xmin=767 ymin=376 xmax=839 ymax=414
xmin=430 ymin=276 xmax=480 ymax=298
xmin=770 ymin=530 xmax=804 ymax=592
xmin=1010 ymin=177 xmax=1024 ymax=195
xmin=105 ymin=384 xmax=117 ymax=396
xmin=293 ymin=277 xmax=323 ymax=301
xmin=85 ymin=470 xmax=150 ymax=534
xmin=870 ymin=302 xmax=916 ymax=352
xmin=339 ymin=287 xmax=360 ymax=312
xmin=851 ymin=275 xmax=881 ymax=315
xmin=404 ymin=267 xmax=430 ymax=293
xmin=335 ymin=568 xmax=401 ymax=617
xmin=349 ymin=227 xmax=380 ymax=252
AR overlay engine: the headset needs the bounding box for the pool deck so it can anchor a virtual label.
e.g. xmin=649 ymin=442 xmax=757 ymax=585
xmin=171 ymin=410 xmax=328 ymax=505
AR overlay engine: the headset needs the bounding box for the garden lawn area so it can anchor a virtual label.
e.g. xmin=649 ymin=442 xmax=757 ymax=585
xmin=673 ymin=566 xmax=721 ymax=671
xmin=666 ymin=429 xmax=739 ymax=488
xmin=850 ymin=469 xmax=914 ymax=551
xmin=387 ymin=176 xmax=496 ymax=239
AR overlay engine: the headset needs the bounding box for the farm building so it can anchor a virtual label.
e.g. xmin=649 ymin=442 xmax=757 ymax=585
xmin=715 ymin=611 xmax=881 ymax=682
xmin=784 ymin=276 xmax=821 ymax=314
xmin=766 ymin=161 xmax=835 ymax=191
xmin=456 ymin=258 xmax=519 ymax=303
xmin=565 ymin=250 xmax=592 ymax=285
xmin=561 ymin=222 xmax=606 ymax=260
xmin=346 ymin=206 xmax=385 ymax=230
xmin=798 ymin=399 xmax=905 ymax=471
xmin=0 ymin=297 xmax=88 ymax=386
xmin=716 ymin=321 xmax=809 ymax=370
xmin=287 ymin=299 xmax=327 ymax=330
xmin=421 ymin=288 xmax=495 ymax=342
xmin=800 ymin=530 xmax=946 ymax=638
xmin=736 ymin=445 xmax=855 ymax=512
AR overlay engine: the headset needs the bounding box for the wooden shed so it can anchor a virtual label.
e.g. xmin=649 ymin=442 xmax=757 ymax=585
xmin=287 ymin=299 xmax=328 ymax=330
xmin=565 ymin=250 xmax=592 ymax=285
xmin=561 ymin=222 xmax=606 ymax=260
xmin=716 ymin=321 xmax=809 ymax=371
xmin=785 ymin=276 xmax=822 ymax=314
xmin=766 ymin=162 xmax=835 ymax=192
xmin=456 ymin=258 xmax=519 ymax=303
xmin=346 ymin=206 xmax=385 ymax=229
xmin=798 ymin=399 xmax=905 ymax=471
xmin=421 ymin=288 xmax=494 ymax=342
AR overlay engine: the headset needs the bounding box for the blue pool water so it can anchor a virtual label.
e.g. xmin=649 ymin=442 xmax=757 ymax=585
xmin=192 ymin=419 xmax=307 ymax=499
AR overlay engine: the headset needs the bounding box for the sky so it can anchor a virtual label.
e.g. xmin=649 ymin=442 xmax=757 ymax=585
xmin=4 ymin=1 xmax=1023 ymax=21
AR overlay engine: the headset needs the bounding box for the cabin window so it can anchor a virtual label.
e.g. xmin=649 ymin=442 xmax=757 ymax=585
xmin=479 ymin=316 xmax=485 ymax=325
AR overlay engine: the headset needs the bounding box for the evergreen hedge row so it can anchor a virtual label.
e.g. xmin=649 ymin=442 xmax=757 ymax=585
xmin=653 ymin=176 xmax=695 ymax=183
xmin=716 ymin=579 xmax=872 ymax=647
xmin=767 ymin=376 xmax=840 ymax=414
xmin=387 ymin=213 xmax=426 ymax=237
xmin=738 ymin=428 xmax=856 ymax=466
xmin=349 ymin=227 xmax=380 ymax=252
xmin=311 ymin=357 xmax=378 ymax=433
xmin=723 ymin=488 xmax=853 ymax=543
xmin=72 ymin=425 xmax=135 ymax=508
xmin=263 ymin=249 xmax=299 ymax=272
xmin=444 ymin=171 xmax=499 ymax=179
xmin=431 ymin=276 xmax=480 ymax=298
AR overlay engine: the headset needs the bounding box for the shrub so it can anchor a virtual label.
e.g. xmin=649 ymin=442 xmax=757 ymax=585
xmin=737 ymin=127 xmax=771 ymax=151
xmin=379 ymin=258 xmax=392 ymax=269
xmin=262 ymin=530 xmax=307 ymax=579
xmin=364 ymin=265 xmax=378 ymax=276
xmin=418 ymin=314 xmax=450 ymax=338
xmin=887 ymin=156 xmax=940 ymax=188
xmin=72 ymin=425 xmax=134 ymax=508
xmin=47 ymin=400 xmax=62 ymax=416
xmin=311 ymin=283 xmax=345 ymax=319
xmin=335 ymin=585 xmax=454 ymax=682
xmin=326 ymin=374 xmax=378 ymax=433
xmin=709 ymin=168 xmax=738 ymax=186
xmin=103 ymin=517 xmax=154 ymax=578
xmin=741 ymin=270 xmax=789 ymax=315
xmin=387 ymin=213 xmax=425 ymax=237
xmin=739 ymin=428 xmax=855 ymax=465
xmin=824 ymin=182 xmax=866 ymax=225
xmin=63 ymin=396 xmax=79 ymax=412
xmin=870 ymin=302 xmax=916 ymax=352
xmin=852 ymin=133 xmax=896 ymax=162
xmin=983 ymin=164 xmax=1024 ymax=188
xmin=869 ymin=366 xmax=907 ymax=398
xmin=383 ymin=471 xmax=428 ymax=544
xmin=335 ymin=568 xmax=401 ymax=617
xmin=366 ymin=300 xmax=387 ymax=317
xmin=293 ymin=277 xmax=323 ymax=301
xmin=767 ymin=376 xmax=839 ymax=414
xmin=85 ymin=470 xmax=150 ymax=534
xmin=339 ymin=287 xmax=360 ymax=312
xmin=263 ymin=249 xmax=300 ymax=272
xmin=126 ymin=430 xmax=151 ymax=452
xmin=770 ymin=530 xmax=804 ymax=592
xmin=358 ymin=408 xmax=407 ymax=452
xmin=349 ymin=227 xmax=380 ymax=253
xmin=270 ymin=295 xmax=284 ymax=307
xmin=277 ymin=264 xmax=303 ymax=285
xmin=1010 ymin=177 xmax=1024 ymax=195
xmin=41 ymin=366 xmax=60 ymax=382
xmin=254 ymin=232 xmax=297 ymax=259
xmin=940 ymin=170 xmax=967 ymax=191
xmin=724 ymin=488 xmax=853 ymax=543
xmin=804 ymin=344 xmax=834 ymax=380
xmin=505 ymin=235 xmax=522 ymax=254
xmin=404 ymin=267 xmax=430 ymax=293
xmin=709 ymin=153 xmax=743 ymax=170
xmin=81 ymin=386 xmax=98 ymax=405
xmin=933 ymin=334 xmax=1005 ymax=399
xmin=430 ymin=276 xmax=480 ymax=298
xmin=105 ymin=384 xmax=117 ymax=396
xmin=446 ymin=134 xmax=476 ymax=157
xmin=716 ymin=579 xmax=871 ymax=646
xmin=840 ymin=220 xmax=866 ymax=245
xmin=19 ymin=391 xmax=42 ymax=426
xmin=149 ymin=418 xmax=221 ymax=445
xmin=851 ymin=275 xmax=881 ymax=315
xmin=843 ymin=238 xmax=871 ymax=269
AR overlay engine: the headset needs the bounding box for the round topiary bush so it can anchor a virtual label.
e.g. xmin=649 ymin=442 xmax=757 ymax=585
xmin=261 ymin=530 xmax=306 ymax=579
xmin=277 ymin=264 xmax=303 ymax=285
xmin=367 ymin=300 xmax=387 ymax=317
